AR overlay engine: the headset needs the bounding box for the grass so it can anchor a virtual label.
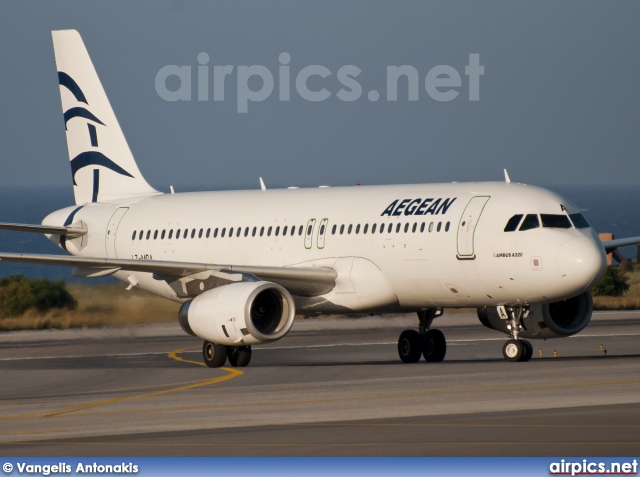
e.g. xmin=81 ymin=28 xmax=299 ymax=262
xmin=0 ymin=283 xmax=180 ymax=331
xmin=592 ymin=262 xmax=640 ymax=310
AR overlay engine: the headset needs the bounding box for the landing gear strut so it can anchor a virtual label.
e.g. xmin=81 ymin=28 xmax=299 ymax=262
xmin=397 ymin=308 xmax=447 ymax=363
xmin=501 ymin=306 xmax=533 ymax=362
xmin=202 ymin=341 xmax=252 ymax=368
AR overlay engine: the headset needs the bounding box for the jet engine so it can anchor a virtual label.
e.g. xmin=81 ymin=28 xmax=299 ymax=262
xmin=178 ymin=281 xmax=296 ymax=346
xmin=477 ymin=291 xmax=593 ymax=339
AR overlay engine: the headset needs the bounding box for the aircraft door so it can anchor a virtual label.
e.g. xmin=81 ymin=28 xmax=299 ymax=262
xmin=456 ymin=196 xmax=490 ymax=259
xmin=317 ymin=218 xmax=328 ymax=249
xmin=304 ymin=218 xmax=316 ymax=249
xmin=105 ymin=207 xmax=129 ymax=258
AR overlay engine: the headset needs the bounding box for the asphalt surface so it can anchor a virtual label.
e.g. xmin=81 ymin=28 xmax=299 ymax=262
xmin=0 ymin=311 xmax=639 ymax=456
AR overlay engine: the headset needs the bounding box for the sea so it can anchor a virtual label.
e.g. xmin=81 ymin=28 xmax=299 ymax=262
xmin=0 ymin=184 xmax=638 ymax=284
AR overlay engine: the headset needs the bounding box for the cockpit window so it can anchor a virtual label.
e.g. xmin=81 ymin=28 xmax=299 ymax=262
xmin=519 ymin=214 xmax=540 ymax=231
xmin=504 ymin=214 xmax=523 ymax=232
xmin=541 ymin=214 xmax=572 ymax=229
xmin=569 ymin=213 xmax=590 ymax=229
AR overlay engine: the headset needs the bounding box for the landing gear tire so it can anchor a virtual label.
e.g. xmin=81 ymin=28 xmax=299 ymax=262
xmin=203 ymin=341 xmax=227 ymax=368
xmin=398 ymin=330 xmax=423 ymax=363
xmin=227 ymin=345 xmax=252 ymax=367
xmin=423 ymin=329 xmax=447 ymax=362
xmin=502 ymin=339 xmax=525 ymax=362
xmin=520 ymin=340 xmax=533 ymax=362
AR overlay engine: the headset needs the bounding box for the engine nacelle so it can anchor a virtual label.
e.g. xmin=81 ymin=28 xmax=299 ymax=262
xmin=477 ymin=292 xmax=593 ymax=339
xmin=178 ymin=281 xmax=296 ymax=346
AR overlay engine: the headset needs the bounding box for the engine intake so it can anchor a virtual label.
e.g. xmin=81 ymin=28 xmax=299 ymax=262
xmin=477 ymin=291 xmax=593 ymax=339
xmin=179 ymin=281 xmax=296 ymax=345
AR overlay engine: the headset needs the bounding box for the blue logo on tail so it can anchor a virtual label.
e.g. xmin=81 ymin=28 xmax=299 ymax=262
xmin=59 ymin=72 xmax=135 ymax=201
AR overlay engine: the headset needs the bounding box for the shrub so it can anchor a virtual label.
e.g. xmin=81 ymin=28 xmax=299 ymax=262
xmin=0 ymin=275 xmax=77 ymax=318
xmin=591 ymin=267 xmax=630 ymax=297
xmin=619 ymin=258 xmax=634 ymax=273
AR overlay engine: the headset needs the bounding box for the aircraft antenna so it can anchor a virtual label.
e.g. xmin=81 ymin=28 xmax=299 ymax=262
xmin=259 ymin=177 xmax=266 ymax=191
xmin=503 ymin=169 xmax=511 ymax=183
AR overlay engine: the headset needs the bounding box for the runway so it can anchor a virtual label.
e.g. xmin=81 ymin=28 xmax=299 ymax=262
xmin=0 ymin=311 xmax=639 ymax=456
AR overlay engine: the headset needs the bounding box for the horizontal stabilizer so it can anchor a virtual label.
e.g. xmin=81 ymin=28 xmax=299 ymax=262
xmin=0 ymin=222 xmax=87 ymax=238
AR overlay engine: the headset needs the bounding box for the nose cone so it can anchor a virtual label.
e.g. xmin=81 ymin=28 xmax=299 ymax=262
xmin=557 ymin=237 xmax=606 ymax=291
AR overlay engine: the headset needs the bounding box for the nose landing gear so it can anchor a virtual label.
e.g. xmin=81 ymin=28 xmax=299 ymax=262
xmin=397 ymin=308 xmax=447 ymax=363
xmin=501 ymin=306 xmax=533 ymax=362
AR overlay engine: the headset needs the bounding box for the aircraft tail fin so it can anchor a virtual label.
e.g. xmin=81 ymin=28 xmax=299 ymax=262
xmin=52 ymin=29 xmax=159 ymax=204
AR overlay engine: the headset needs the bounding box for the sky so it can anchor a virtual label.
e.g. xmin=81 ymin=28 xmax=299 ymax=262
xmin=1 ymin=1 xmax=639 ymax=192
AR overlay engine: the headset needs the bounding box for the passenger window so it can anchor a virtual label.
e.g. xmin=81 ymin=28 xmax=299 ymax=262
xmin=206 ymin=228 xmax=210 ymax=238
xmin=429 ymin=222 xmax=434 ymax=232
xmin=213 ymin=228 xmax=218 ymax=238
xmin=161 ymin=230 xmax=166 ymax=239
xmin=404 ymin=223 xmax=409 ymax=233
xmin=355 ymin=224 xmax=360 ymax=234
xmin=332 ymin=224 xmax=337 ymax=235
xmin=412 ymin=223 xmax=417 ymax=233
xmin=396 ymin=223 xmax=401 ymax=233
xmin=388 ymin=224 xmax=393 ymax=233
xmin=198 ymin=228 xmax=203 ymax=238
xmin=154 ymin=230 xmax=158 ymax=240
xmin=229 ymin=227 xmax=234 ymax=237
xmin=190 ymin=229 xmax=194 ymax=239
xmin=244 ymin=227 xmax=249 ymax=237
xmin=348 ymin=224 xmax=353 ymax=234
xmin=541 ymin=214 xmax=572 ymax=229
xmin=380 ymin=223 xmax=385 ymax=233
xmin=291 ymin=227 xmax=296 ymax=236
xmin=320 ymin=224 xmax=326 ymax=235
xmin=132 ymin=231 xmax=136 ymax=240
xmin=372 ymin=224 xmax=377 ymax=234
xmin=437 ymin=222 xmax=442 ymax=232
xmin=169 ymin=230 xmax=174 ymax=240
xmin=283 ymin=226 xmax=288 ymax=236
xmin=236 ymin=228 xmax=241 ymax=237
xmin=183 ymin=229 xmax=188 ymax=239
xmin=504 ymin=214 xmax=524 ymax=232
xmin=340 ymin=225 xmax=345 ymax=234
xmin=175 ymin=229 xmax=180 ymax=239
xmin=420 ymin=223 xmax=425 ymax=233
xmin=445 ymin=222 xmax=450 ymax=232
xmin=221 ymin=228 xmax=226 ymax=238
xmin=252 ymin=227 xmax=257 ymax=237
xmin=569 ymin=213 xmax=590 ymax=229
xmin=139 ymin=230 xmax=144 ymax=240
xmin=298 ymin=225 xmax=304 ymax=235
xmin=363 ymin=224 xmax=369 ymax=234
xmin=268 ymin=226 xmax=272 ymax=236
xmin=307 ymin=224 xmax=313 ymax=235
xmin=519 ymin=214 xmax=540 ymax=231
xmin=275 ymin=226 xmax=280 ymax=236
xmin=260 ymin=226 xmax=264 ymax=237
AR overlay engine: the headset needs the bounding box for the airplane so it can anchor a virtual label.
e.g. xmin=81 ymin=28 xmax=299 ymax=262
xmin=0 ymin=29 xmax=637 ymax=368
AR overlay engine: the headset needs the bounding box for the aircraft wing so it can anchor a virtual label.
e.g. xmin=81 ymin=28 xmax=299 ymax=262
xmin=0 ymin=252 xmax=337 ymax=297
xmin=601 ymin=236 xmax=640 ymax=254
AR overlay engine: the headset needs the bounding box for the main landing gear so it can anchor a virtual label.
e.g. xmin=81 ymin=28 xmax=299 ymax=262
xmin=501 ymin=306 xmax=533 ymax=362
xmin=397 ymin=308 xmax=447 ymax=363
xmin=202 ymin=341 xmax=252 ymax=368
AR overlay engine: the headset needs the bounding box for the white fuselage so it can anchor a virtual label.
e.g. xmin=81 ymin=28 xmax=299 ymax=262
xmin=43 ymin=181 xmax=606 ymax=315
